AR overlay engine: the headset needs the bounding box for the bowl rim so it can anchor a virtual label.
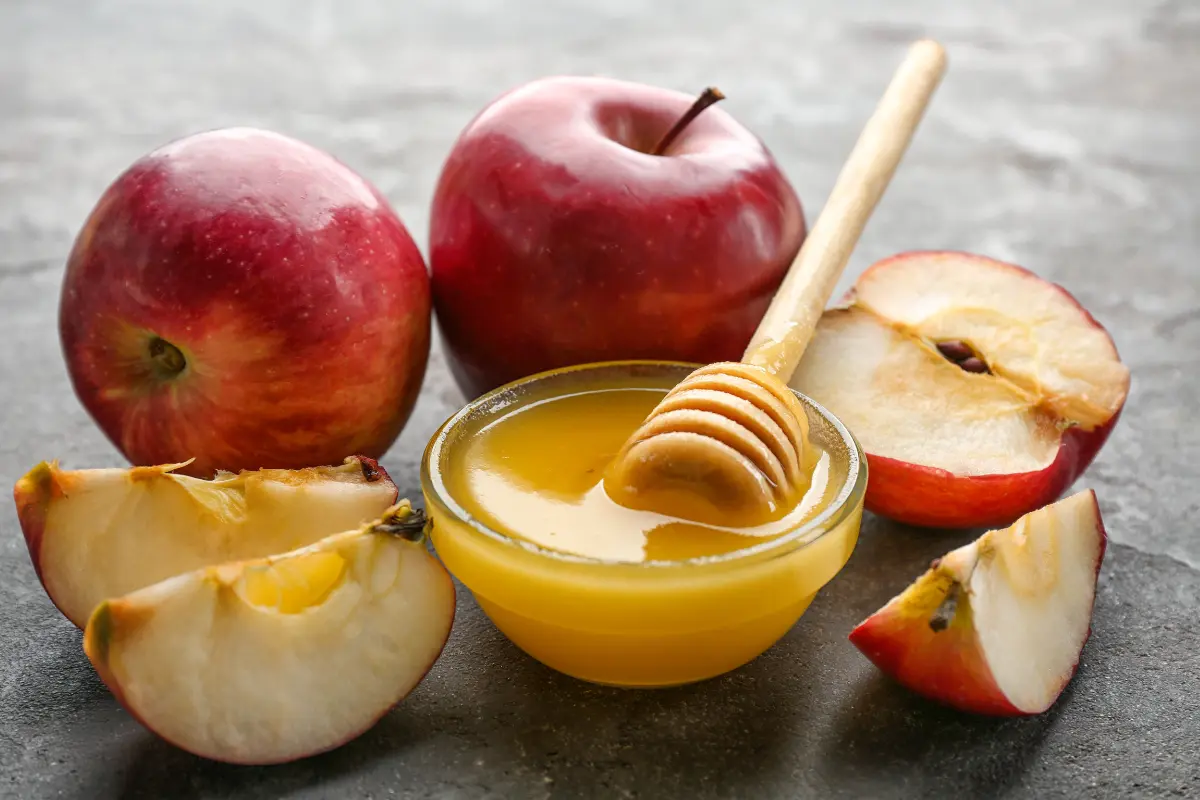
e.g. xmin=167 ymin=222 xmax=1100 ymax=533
xmin=421 ymin=359 xmax=866 ymax=570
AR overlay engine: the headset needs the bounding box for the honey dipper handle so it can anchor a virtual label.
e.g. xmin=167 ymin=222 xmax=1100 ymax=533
xmin=743 ymin=39 xmax=947 ymax=378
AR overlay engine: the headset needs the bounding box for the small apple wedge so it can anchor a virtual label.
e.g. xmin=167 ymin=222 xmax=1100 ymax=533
xmin=790 ymin=251 xmax=1130 ymax=528
xmin=848 ymin=489 xmax=1107 ymax=716
xmin=83 ymin=501 xmax=455 ymax=765
xmin=14 ymin=455 xmax=397 ymax=628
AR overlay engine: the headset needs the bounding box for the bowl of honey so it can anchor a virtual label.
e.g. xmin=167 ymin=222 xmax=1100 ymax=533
xmin=421 ymin=361 xmax=866 ymax=688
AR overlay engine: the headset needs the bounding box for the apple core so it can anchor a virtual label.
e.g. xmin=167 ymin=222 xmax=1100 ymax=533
xmin=934 ymin=339 xmax=990 ymax=373
xmin=237 ymin=551 xmax=347 ymax=614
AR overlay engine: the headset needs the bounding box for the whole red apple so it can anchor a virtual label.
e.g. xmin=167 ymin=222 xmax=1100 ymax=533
xmin=430 ymin=77 xmax=806 ymax=399
xmin=60 ymin=128 xmax=430 ymax=477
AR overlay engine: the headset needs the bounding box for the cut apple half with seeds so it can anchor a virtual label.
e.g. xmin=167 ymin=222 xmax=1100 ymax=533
xmin=790 ymin=251 xmax=1130 ymax=528
xmin=83 ymin=500 xmax=455 ymax=765
xmin=848 ymin=489 xmax=1106 ymax=716
xmin=13 ymin=455 xmax=397 ymax=628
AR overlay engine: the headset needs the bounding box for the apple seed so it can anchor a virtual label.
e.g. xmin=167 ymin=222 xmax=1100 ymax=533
xmin=934 ymin=340 xmax=990 ymax=374
xmin=928 ymin=582 xmax=960 ymax=632
xmin=935 ymin=340 xmax=973 ymax=362
xmin=958 ymin=357 xmax=989 ymax=374
xmin=360 ymin=459 xmax=382 ymax=482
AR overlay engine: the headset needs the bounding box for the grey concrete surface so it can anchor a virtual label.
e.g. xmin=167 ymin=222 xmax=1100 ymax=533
xmin=2 ymin=0 xmax=1198 ymax=797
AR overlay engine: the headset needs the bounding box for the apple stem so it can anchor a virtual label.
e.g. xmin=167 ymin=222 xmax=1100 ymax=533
xmin=147 ymin=337 xmax=186 ymax=378
xmin=374 ymin=507 xmax=428 ymax=542
xmin=650 ymin=87 xmax=726 ymax=156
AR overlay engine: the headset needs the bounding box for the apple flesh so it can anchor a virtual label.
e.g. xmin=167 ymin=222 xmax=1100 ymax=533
xmin=849 ymin=490 xmax=1107 ymax=716
xmin=13 ymin=455 xmax=397 ymax=628
xmin=60 ymin=127 xmax=431 ymax=477
xmin=430 ymin=76 xmax=807 ymax=399
xmin=790 ymin=251 xmax=1130 ymax=528
xmin=83 ymin=501 xmax=455 ymax=765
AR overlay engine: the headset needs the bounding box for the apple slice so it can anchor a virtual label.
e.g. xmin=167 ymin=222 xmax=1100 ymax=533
xmin=789 ymin=251 xmax=1130 ymax=528
xmin=13 ymin=455 xmax=397 ymax=628
xmin=83 ymin=501 xmax=455 ymax=765
xmin=848 ymin=489 xmax=1106 ymax=716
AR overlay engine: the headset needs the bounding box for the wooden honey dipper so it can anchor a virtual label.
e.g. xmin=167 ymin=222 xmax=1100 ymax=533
xmin=604 ymin=39 xmax=948 ymax=527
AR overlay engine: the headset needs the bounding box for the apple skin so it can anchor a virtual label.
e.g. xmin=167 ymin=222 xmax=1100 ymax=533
xmin=430 ymin=76 xmax=806 ymax=399
xmin=60 ymin=128 xmax=430 ymax=477
xmin=12 ymin=461 xmax=54 ymax=585
xmin=864 ymin=410 xmax=1122 ymax=529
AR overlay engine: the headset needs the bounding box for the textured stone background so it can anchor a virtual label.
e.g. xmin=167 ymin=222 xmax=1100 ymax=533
xmin=1 ymin=0 xmax=1198 ymax=797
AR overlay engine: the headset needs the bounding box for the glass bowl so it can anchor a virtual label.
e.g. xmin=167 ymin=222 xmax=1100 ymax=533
xmin=421 ymin=361 xmax=866 ymax=688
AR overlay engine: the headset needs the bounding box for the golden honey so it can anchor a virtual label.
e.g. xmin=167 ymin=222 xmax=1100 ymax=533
xmin=423 ymin=362 xmax=865 ymax=687
xmin=449 ymin=387 xmax=837 ymax=563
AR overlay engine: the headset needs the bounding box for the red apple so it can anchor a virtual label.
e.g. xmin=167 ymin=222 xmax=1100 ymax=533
xmin=60 ymin=128 xmax=430 ymax=477
xmin=429 ymin=77 xmax=806 ymax=399
xmin=849 ymin=490 xmax=1107 ymax=716
xmin=789 ymin=251 xmax=1130 ymax=528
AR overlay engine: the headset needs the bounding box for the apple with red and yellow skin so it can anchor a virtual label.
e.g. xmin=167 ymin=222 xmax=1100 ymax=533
xmin=430 ymin=77 xmax=807 ymax=399
xmin=790 ymin=251 xmax=1130 ymax=529
xmin=60 ymin=128 xmax=431 ymax=478
xmin=849 ymin=489 xmax=1107 ymax=716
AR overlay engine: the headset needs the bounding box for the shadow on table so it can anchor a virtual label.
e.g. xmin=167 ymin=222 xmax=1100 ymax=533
xmin=112 ymin=710 xmax=431 ymax=800
xmin=819 ymin=669 xmax=1068 ymax=797
xmin=485 ymin=654 xmax=813 ymax=793
xmin=405 ymin=626 xmax=815 ymax=797
xmin=112 ymin=617 xmax=808 ymax=799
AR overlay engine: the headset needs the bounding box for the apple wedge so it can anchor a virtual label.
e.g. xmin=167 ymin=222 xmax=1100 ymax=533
xmin=83 ymin=501 xmax=455 ymax=765
xmin=14 ymin=455 xmax=397 ymax=628
xmin=848 ymin=489 xmax=1106 ymax=715
xmin=790 ymin=251 xmax=1130 ymax=528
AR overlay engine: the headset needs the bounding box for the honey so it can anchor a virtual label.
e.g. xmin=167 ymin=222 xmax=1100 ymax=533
xmin=423 ymin=362 xmax=865 ymax=687
xmin=448 ymin=387 xmax=838 ymax=563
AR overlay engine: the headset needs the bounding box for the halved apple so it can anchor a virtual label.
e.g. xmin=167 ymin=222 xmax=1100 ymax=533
xmin=790 ymin=251 xmax=1130 ymax=528
xmin=13 ymin=455 xmax=397 ymax=628
xmin=848 ymin=490 xmax=1106 ymax=715
xmin=83 ymin=500 xmax=455 ymax=765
